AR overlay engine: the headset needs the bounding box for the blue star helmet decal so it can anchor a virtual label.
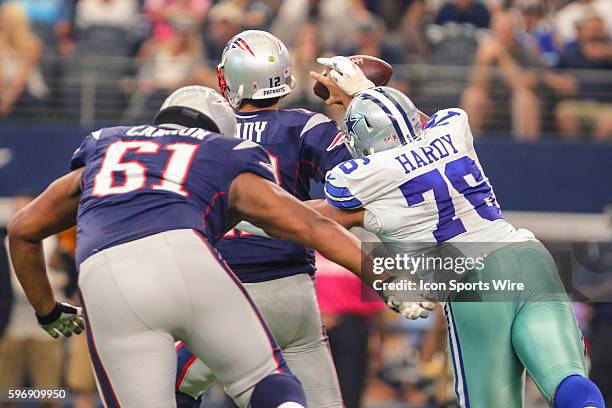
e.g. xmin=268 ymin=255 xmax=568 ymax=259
xmin=345 ymin=114 xmax=364 ymax=136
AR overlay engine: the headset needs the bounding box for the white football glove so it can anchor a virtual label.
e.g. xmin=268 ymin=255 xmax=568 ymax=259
xmin=317 ymin=56 xmax=375 ymax=96
xmin=389 ymin=298 xmax=437 ymax=320
xmin=36 ymin=302 xmax=85 ymax=339
xmin=377 ymin=276 xmax=436 ymax=319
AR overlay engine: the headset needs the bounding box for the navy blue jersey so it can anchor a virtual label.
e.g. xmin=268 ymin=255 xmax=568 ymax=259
xmin=71 ymin=124 xmax=276 ymax=266
xmin=216 ymin=108 xmax=352 ymax=283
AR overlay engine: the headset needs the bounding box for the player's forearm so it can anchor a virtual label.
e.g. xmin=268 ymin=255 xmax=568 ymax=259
xmin=301 ymin=215 xmax=389 ymax=286
xmin=232 ymin=174 xmax=375 ymax=279
xmin=302 ymin=215 xmax=363 ymax=277
xmin=304 ymin=199 xmax=364 ymax=230
xmin=7 ymin=230 xmax=56 ymax=315
xmin=244 ymin=204 xmax=365 ymax=278
xmin=6 ymin=171 xmax=81 ymax=315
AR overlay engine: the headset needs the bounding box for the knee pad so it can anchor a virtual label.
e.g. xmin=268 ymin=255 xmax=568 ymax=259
xmin=250 ymin=373 xmax=306 ymax=408
xmin=175 ymin=391 xmax=201 ymax=408
xmin=554 ymin=375 xmax=605 ymax=408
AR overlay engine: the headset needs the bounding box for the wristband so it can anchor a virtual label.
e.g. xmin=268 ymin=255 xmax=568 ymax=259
xmin=35 ymin=302 xmax=62 ymax=325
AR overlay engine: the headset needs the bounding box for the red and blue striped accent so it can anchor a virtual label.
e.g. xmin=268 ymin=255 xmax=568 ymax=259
xmin=79 ymin=291 xmax=122 ymax=408
xmin=444 ymin=302 xmax=470 ymax=408
xmin=324 ymin=181 xmax=362 ymax=209
xmin=377 ymin=87 xmax=418 ymax=141
xmin=357 ymin=92 xmax=410 ymax=145
xmin=176 ymin=342 xmax=198 ymax=389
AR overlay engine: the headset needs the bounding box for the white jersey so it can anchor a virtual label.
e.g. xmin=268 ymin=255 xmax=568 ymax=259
xmin=324 ymin=109 xmax=535 ymax=255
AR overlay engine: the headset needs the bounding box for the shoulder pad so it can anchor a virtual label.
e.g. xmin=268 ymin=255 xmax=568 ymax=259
xmin=300 ymin=113 xmax=333 ymax=138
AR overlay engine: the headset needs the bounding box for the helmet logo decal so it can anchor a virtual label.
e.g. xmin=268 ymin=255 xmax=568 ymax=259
xmin=229 ymin=36 xmax=256 ymax=57
xmin=326 ymin=132 xmax=346 ymax=151
xmin=384 ymin=133 xmax=400 ymax=144
xmin=345 ymin=114 xmax=364 ymax=136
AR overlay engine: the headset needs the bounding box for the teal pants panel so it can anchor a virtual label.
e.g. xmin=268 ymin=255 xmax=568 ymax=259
xmin=445 ymin=241 xmax=587 ymax=408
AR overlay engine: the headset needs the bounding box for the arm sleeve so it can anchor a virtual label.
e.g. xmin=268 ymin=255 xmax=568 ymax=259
xmin=323 ymin=167 xmax=363 ymax=210
xmin=300 ymin=114 xmax=352 ymax=183
xmin=70 ymin=131 xmax=100 ymax=170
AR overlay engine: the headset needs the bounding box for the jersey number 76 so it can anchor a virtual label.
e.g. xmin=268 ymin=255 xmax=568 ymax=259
xmin=400 ymin=156 xmax=502 ymax=242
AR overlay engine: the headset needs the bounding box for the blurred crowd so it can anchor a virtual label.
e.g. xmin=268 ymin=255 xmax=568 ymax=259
xmin=0 ymin=0 xmax=610 ymax=140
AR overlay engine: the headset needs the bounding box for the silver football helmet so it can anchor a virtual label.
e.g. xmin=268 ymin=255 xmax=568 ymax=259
xmin=155 ymin=85 xmax=236 ymax=136
xmin=217 ymin=30 xmax=295 ymax=109
xmin=343 ymin=87 xmax=423 ymax=158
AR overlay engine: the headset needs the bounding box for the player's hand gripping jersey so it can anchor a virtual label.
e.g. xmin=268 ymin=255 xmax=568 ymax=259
xmin=325 ymin=109 xmax=534 ymax=248
xmin=71 ymin=124 xmax=276 ymax=266
xmin=218 ymin=109 xmax=351 ymax=282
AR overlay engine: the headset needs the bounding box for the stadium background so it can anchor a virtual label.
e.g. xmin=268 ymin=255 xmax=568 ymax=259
xmin=0 ymin=0 xmax=610 ymax=407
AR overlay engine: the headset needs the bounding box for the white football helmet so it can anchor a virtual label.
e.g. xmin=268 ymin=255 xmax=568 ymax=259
xmin=154 ymin=85 xmax=237 ymax=136
xmin=217 ymin=30 xmax=296 ymax=109
xmin=344 ymin=87 xmax=423 ymax=158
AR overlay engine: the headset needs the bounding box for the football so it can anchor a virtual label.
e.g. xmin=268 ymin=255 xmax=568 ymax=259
xmin=313 ymin=55 xmax=394 ymax=101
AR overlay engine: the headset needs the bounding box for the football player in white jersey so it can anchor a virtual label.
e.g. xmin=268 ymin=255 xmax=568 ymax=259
xmin=299 ymin=59 xmax=605 ymax=408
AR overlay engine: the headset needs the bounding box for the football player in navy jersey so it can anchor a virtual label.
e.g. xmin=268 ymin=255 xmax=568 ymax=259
xmin=7 ymin=86 xmax=388 ymax=408
xmin=174 ymin=31 xmax=354 ymax=408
